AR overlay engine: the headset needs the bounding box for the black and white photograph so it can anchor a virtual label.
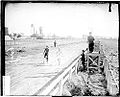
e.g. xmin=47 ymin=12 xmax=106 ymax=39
xmin=1 ymin=1 xmax=119 ymax=96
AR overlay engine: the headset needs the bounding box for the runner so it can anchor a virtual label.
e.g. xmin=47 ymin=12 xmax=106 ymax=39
xmin=43 ymin=46 xmax=49 ymax=63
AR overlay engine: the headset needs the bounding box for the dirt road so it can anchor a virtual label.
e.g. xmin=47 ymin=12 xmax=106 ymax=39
xmin=5 ymin=40 xmax=87 ymax=95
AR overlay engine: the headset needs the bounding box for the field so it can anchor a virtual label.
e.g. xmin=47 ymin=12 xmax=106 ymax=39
xmin=5 ymin=38 xmax=88 ymax=95
xmin=5 ymin=37 xmax=118 ymax=95
xmin=99 ymin=38 xmax=118 ymax=56
xmin=100 ymin=38 xmax=118 ymax=67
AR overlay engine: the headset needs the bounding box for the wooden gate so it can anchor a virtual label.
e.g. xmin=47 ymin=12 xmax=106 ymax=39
xmin=86 ymin=41 xmax=103 ymax=73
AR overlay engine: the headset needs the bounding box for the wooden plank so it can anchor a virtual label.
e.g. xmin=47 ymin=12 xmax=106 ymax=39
xmin=3 ymin=76 xmax=10 ymax=96
xmin=59 ymin=78 xmax=64 ymax=96
xmin=87 ymin=55 xmax=89 ymax=72
xmin=88 ymin=57 xmax=98 ymax=66
xmin=69 ymin=69 xmax=72 ymax=80
xmin=88 ymin=67 xmax=98 ymax=69
xmin=62 ymin=74 xmax=69 ymax=85
xmin=49 ymin=83 xmax=59 ymax=96
xmin=98 ymin=52 xmax=100 ymax=72
xmin=50 ymin=86 xmax=59 ymax=96
xmin=71 ymin=67 xmax=75 ymax=73
xmin=86 ymin=53 xmax=100 ymax=56
xmin=109 ymin=70 xmax=119 ymax=89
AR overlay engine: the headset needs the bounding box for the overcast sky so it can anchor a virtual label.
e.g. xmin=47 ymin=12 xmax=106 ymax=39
xmin=5 ymin=3 xmax=118 ymax=38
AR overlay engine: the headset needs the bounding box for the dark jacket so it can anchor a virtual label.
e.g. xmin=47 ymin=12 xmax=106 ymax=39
xmin=44 ymin=48 xmax=49 ymax=54
xmin=88 ymin=35 xmax=94 ymax=43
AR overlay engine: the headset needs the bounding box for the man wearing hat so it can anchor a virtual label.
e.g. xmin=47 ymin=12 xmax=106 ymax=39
xmin=43 ymin=46 xmax=49 ymax=62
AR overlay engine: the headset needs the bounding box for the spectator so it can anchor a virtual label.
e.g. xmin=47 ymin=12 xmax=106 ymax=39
xmin=81 ymin=50 xmax=86 ymax=71
xmin=87 ymin=32 xmax=95 ymax=53
xmin=54 ymin=40 xmax=56 ymax=47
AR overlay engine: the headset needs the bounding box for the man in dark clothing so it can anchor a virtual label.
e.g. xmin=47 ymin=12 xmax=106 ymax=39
xmin=81 ymin=50 xmax=85 ymax=66
xmin=87 ymin=32 xmax=95 ymax=53
xmin=43 ymin=46 xmax=49 ymax=62
xmin=77 ymin=50 xmax=86 ymax=73
xmin=54 ymin=40 xmax=56 ymax=47
xmin=81 ymin=50 xmax=86 ymax=71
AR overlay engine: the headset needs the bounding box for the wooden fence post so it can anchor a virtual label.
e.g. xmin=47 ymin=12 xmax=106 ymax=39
xmin=98 ymin=54 xmax=100 ymax=72
xmin=3 ymin=76 xmax=10 ymax=96
xmin=59 ymin=78 xmax=63 ymax=96
xmin=69 ymin=70 xmax=72 ymax=80
xmin=87 ymin=55 xmax=89 ymax=72
xmin=75 ymin=61 xmax=78 ymax=75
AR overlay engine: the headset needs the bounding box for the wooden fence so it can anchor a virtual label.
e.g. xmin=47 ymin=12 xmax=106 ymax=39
xmin=34 ymin=54 xmax=81 ymax=96
xmin=104 ymin=58 xmax=119 ymax=95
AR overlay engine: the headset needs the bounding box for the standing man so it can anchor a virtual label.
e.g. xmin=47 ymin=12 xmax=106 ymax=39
xmin=87 ymin=32 xmax=95 ymax=53
xmin=54 ymin=40 xmax=56 ymax=47
xmin=43 ymin=46 xmax=49 ymax=63
xmin=81 ymin=50 xmax=86 ymax=70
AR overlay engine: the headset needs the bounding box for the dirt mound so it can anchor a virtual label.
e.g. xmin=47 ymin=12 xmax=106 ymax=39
xmin=63 ymin=71 xmax=108 ymax=96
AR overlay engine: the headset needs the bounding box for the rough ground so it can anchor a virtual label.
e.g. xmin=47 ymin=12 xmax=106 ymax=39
xmin=5 ymin=38 xmax=87 ymax=95
xmin=63 ymin=38 xmax=119 ymax=96
xmin=63 ymin=71 xmax=108 ymax=96
xmin=100 ymin=38 xmax=119 ymax=95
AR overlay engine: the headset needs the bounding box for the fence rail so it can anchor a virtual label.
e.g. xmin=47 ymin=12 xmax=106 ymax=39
xmin=34 ymin=54 xmax=81 ymax=96
xmin=104 ymin=58 xmax=119 ymax=95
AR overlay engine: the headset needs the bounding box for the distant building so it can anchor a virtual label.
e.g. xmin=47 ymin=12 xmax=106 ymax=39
xmin=39 ymin=27 xmax=44 ymax=39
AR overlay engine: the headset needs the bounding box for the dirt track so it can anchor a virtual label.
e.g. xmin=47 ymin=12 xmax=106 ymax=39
xmin=5 ymin=39 xmax=87 ymax=95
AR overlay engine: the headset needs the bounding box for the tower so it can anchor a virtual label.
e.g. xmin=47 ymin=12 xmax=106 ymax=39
xmin=31 ymin=24 xmax=35 ymax=34
xmin=39 ymin=26 xmax=43 ymax=38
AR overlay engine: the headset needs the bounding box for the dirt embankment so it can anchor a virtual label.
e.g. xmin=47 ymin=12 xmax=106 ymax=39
xmin=100 ymin=39 xmax=119 ymax=95
xmin=62 ymin=38 xmax=119 ymax=96
xmin=63 ymin=71 xmax=108 ymax=96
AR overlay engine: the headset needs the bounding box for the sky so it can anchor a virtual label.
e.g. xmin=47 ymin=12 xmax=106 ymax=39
xmin=5 ymin=3 xmax=119 ymax=38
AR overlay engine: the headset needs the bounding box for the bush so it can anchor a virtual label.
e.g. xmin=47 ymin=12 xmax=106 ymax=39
xmin=30 ymin=34 xmax=38 ymax=37
xmin=17 ymin=34 xmax=22 ymax=38
xmin=70 ymin=86 xmax=82 ymax=96
xmin=36 ymin=36 xmax=43 ymax=39
xmin=83 ymin=87 xmax=94 ymax=96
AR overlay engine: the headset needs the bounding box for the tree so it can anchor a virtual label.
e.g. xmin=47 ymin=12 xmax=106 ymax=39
xmin=17 ymin=34 xmax=22 ymax=38
xmin=12 ymin=33 xmax=18 ymax=44
xmin=8 ymin=34 xmax=12 ymax=39
xmin=13 ymin=33 xmax=17 ymax=37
